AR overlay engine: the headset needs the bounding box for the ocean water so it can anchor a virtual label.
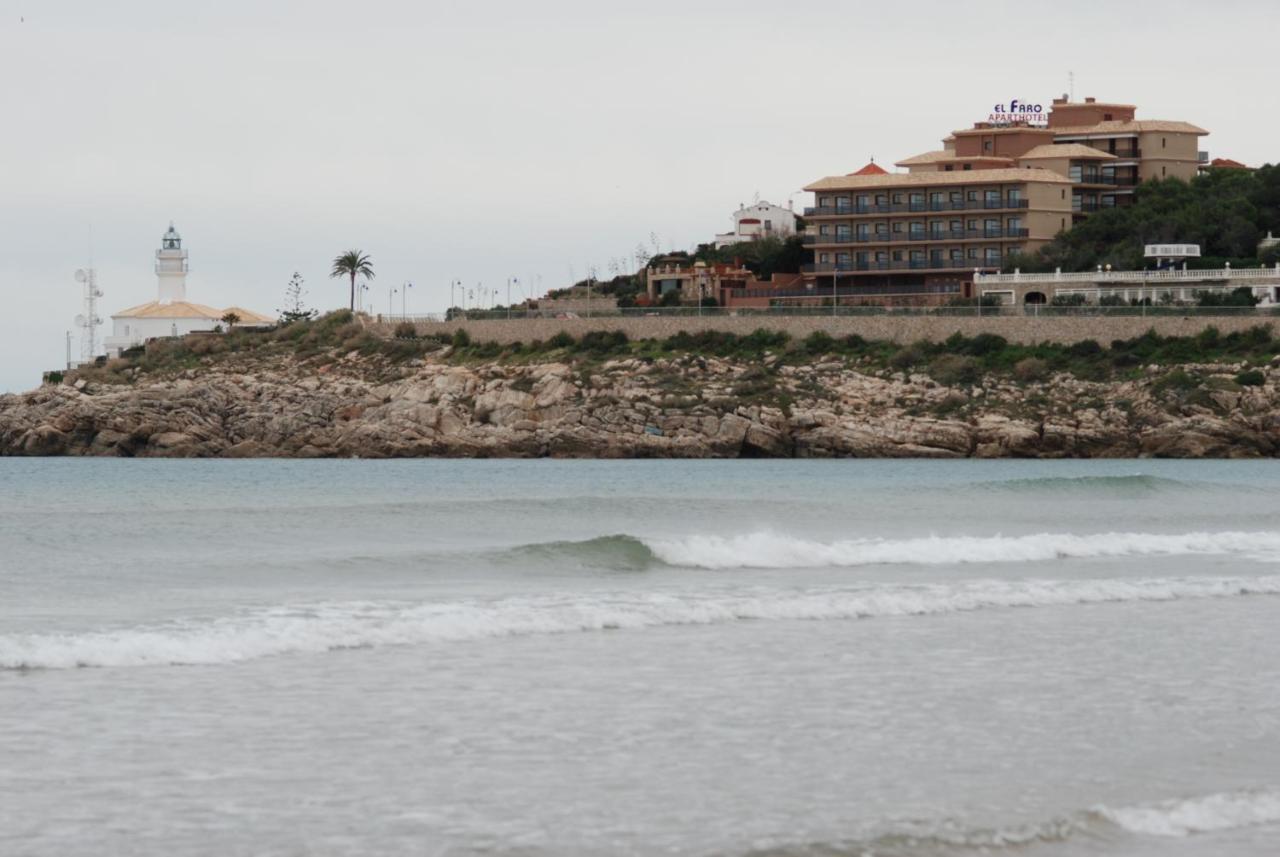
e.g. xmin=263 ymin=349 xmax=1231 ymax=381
xmin=1 ymin=459 xmax=1278 ymax=857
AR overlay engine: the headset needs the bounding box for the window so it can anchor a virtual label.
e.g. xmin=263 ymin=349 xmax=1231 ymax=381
xmin=950 ymin=192 xmax=963 ymax=205
xmin=876 ymin=251 xmax=888 ymax=263
xmin=856 ymin=194 xmax=870 ymax=210
xmin=909 ymin=221 xmax=925 ymax=237
xmin=855 ymin=223 xmax=869 ymax=238
xmin=1104 ymin=113 xmax=1113 ymax=121
xmin=944 ymin=165 xmax=954 ymax=171
xmin=124 ymin=325 xmax=130 ymax=336
xmin=909 ymin=193 xmax=925 ymax=211
xmin=819 ymin=224 xmax=831 ymax=236
xmin=1162 ymin=166 xmax=1167 ymax=177
xmin=892 ymin=193 xmax=903 ymax=204
xmin=950 ymin=249 xmax=964 ymax=262
xmin=963 ymin=164 xmax=973 ymax=171
xmin=893 ymin=222 xmax=904 ymax=233
xmin=764 ymin=219 xmax=773 ymax=232
xmin=950 ymin=220 xmax=963 ymax=233
xmin=836 ymin=224 xmax=851 ymax=238
xmin=836 ymin=252 xmax=850 ymax=266
xmin=983 ymin=140 xmax=992 ymax=152
xmin=984 ymin=247 xmax=1002 ymax=265
xmin=1162 ymin=137 xmax=1167 ymax=149
xmin=1062 ymin=189 xmax=1067 ymax=199
xmin=1007 ymin=217 xmax=1022 ymax=235
xmin=967 ymin=190 xmax=978 ymax=202
xmin=892 ymin=250 xmax=903 ymax=261
xmin=910 ymin=250 xmax=926 ymax=268
xmin=967 ymin=219 xmax=978 ymax=231
xmin=984 ymin=189 xmax=1001 ymax=208
xmin=875 ymin=194 xmax=888 ymax=206
xmin=929 ymin=192 xmax=945 ymax=209
xmin=968 ymin=247 xmax=979 ymax=260
xmin=819 ymin=253 xmax=829 ymax=263
xmin=1006 ymin=188 xmax=1022 ymax=205
xmin=985 ymin=218 xmax=1001 ymax=237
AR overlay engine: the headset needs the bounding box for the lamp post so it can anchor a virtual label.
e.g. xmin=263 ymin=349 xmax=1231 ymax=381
xmin=389 ymin=287 xmax=397 ymax=319
xmin=402 ymin=281 xmax=412 ymax=320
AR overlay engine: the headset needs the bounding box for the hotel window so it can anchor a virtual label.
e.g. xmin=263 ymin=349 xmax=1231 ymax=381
xmin=950 ymin=249 xmax=964 ymax=263
xmin=967 ymin=219 xmax=978 ymax=231
xmin=944 ymin=165 xmax=954 ymax=171
xmin=1006 ymin=188 xmax=1022 ymax=205
xmin=875 ymin=194 xmax=888 ymax=206
xmin=855 ymin=223 xmax=869 ymax=238
xmin=950 ymin=192 xmax=963 ymax=205
xmin=909 ymin=221 xmax=925 ymax=237
xmin=819 ymin=224 xmax=831 ymax=235
xmin=856 ymin=195 xmax=870 ymax=209
xmin=892 ymin=193 xmax=903 ymax=204
xmin=1069 ymin=165 xmax=1083 ymax=182
xmin=963 ymin=164 xmax=973 ymax=171
xmin=930 ymin=221 xmax=945 ymax=238
xmin=855 ymin=252 xmax=868 ymax=266
xmin=929 ymin=192 xmax=945 ymax=210
xmin=910 ymin=250 xmax=926 ymax=267
xmin=892 ymin=222 xmax=903 ymax=233
xmin=930 ymin=249 xmax=945 ymax=265
xmin=950 ymin=220 xmax=963 ymax=233
xmin=983 ymin=141 xmax=992 ymax=152
xmin=876 ymin=251 xmax=889 ymax=263
xmin=836 ymin=224 xmax=851 ymax=239
xmin=1062 ymin=189 xmax=1067 ymax=199
xmin=1162 ymin=137 xmax=1167 ymax=149
xmin=967 ymin=190 xmax=978 ymax=202
xmin=836 ymin=195 xmax=851 ymax=211
xmin=892 ymin=250 xmax=903 ymax=261
xmin=819 ymin=253 xmax=829 ymax=263
xmin=984 ymin=248 xmax=1002 ymax=265
xmin=984 ymin=218 xmax=1000 ymax=237
xmin=1007 ymin=217 xmax=1022 ymax=234
xmin=909 ymin=193 xmax=925 ymax=211
xmin=967 ymin=247 xmax=979 ymax=260
xmin=836 ymin=252 xmax=850 ymax=266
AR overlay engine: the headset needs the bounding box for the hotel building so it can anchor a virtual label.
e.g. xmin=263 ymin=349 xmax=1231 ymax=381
xmin=801 ymin=97 xmax=1209 ymax=302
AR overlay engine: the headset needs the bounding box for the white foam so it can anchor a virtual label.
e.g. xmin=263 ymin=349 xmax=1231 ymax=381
xmin=1099 ymin=789 xmax=1280 ymax=837
xmin=643 ymin=530 xmax=1280 ymax=569
xmin=3 ymin=574 xmax=1279 ymax=670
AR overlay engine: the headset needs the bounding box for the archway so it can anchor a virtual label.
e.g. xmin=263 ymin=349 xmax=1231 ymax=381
xmin=1024 ymin=291 xmax=1047 ymax=305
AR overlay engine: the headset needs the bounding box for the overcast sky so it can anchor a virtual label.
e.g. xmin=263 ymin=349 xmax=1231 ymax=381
xmin=2 ymin=0 xmax=1275 ymax=391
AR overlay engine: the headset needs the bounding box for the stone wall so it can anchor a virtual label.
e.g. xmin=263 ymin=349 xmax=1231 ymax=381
xmin=372 ymin=314 xmax=1277 ymax=346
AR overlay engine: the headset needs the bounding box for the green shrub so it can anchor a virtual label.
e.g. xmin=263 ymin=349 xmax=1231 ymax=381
xmin=928 ymin=354 xmax=981 ymax=386
xmin=1013 ymin=357 xmax=1049 ymax=382
xmin=393 ymin=321 xmax=417 ymax=340
xmin=451 ymin=328 xmax=472 ymax=348
xmin=575 ymin=330 xmax=629 ymax=354
xmin=547 ymin=331 xmax=575 ymax=349
xmin=802 ymin=331 xmax=836 ymax=354
xmin=1236 ymin=369 xmax=1266 ymax=387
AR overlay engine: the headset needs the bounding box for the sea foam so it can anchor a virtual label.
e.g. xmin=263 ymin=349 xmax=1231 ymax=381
xmin=641 ymin=530 xmax=1280 ymax=569
xmin=3 ymin=574 xmax=1278 ymax=670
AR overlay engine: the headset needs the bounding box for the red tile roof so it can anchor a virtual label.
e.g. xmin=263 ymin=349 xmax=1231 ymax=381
xmin=849 ymin=161 xmax=888 ymax=176
xmin=1209 ymin=158 xmax=1250 ymax=169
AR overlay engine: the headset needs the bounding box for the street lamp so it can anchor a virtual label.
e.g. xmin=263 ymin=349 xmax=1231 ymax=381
xmin=402 ymin=281 xmax=412 ymax=320
xmin=389 ymin=287 xmax=397 ymax=318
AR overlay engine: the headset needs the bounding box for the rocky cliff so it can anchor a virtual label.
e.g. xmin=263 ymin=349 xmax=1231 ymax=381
xmin=3 ymin=346 xmax=1278 ymax=458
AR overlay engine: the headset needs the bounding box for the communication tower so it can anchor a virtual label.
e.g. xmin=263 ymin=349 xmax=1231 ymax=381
xmin=73 ymin=268 xmax=104 ymax=364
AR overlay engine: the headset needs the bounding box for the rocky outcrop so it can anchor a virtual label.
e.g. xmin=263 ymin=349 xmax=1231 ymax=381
xmin=3 ymin=352 xmax=1278 ymax=458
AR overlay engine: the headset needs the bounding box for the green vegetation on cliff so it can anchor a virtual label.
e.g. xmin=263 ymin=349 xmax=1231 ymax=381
xmin=1007 ymin=165 xmax=1280 ymax=273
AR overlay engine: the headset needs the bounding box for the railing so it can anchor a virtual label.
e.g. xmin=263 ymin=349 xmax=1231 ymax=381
xmin=804 ymin=261 xmax=1002 ymax=273
xmin=380 ymin=305 xmax=1280 ymax=321
xmin=975 ymin=265 xmax=1280 ymax=285
xmin=805 ymin=199 xmax=1029 ymax=216
xmin=805 ymin=228 xmax=1030 ymax=245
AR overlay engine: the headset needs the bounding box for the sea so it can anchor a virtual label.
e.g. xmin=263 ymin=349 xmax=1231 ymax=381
xmin=1 ymin=458 xmax=1278 ymax=857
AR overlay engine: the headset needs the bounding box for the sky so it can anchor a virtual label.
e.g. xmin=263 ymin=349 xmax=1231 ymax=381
xmin=1 ymin=0 xmax=1276 ymax=392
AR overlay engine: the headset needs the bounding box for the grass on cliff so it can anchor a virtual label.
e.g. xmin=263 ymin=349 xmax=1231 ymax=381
xmin=67 ymin=310 xmax=1278 ymax=396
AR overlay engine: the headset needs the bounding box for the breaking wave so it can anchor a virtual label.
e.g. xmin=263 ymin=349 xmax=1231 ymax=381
xmin=742 ymin=788 xmax=1280 ymax=855
xmin=4 ymin=574 xmax=1278 ymax=670
xmin=519 ymin=530 xmax=1280 ymax=570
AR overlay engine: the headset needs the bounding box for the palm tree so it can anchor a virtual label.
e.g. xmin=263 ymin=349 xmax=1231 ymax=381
xmin=331 ymin=250 xmax=375 ymax=312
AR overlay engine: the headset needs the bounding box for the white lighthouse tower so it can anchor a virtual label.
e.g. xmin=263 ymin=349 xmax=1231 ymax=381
xmin=155 ymin=222 xmax=188 ymax=304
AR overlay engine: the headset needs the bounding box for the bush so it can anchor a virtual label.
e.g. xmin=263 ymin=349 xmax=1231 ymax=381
xmin=393 ymin=321 xmax=417 ymax=340
xmin=1013 ymin=357 xmax=1049 ymax=382
xmin=547 ymin=331 xmax=575 ymax=349
xmin=802 ymin=331 xmax=836 ymax=354
xmin=451 ymin=328 xmax=472 ymax=348
xmin=1066 ymin=339 xmax=1103 ymax=358
xmin=1236 ymin=369 xmax=1266 ymax=387
xmin=1050 ymin=293 xmax=1087 ymax=307
xmin=575 ymin=330 xmax=629 ymax=354
xmin=928 ymin=354 xmax=981 ymax=386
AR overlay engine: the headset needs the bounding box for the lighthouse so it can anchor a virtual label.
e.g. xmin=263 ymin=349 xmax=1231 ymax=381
xmin=101 ymin=223 xmax=274 ymax=357
xmin=155 ymin=222 xmax=189 ymax=304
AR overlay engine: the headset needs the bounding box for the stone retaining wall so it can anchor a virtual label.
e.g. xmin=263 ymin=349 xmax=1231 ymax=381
xmin=372 ymin=314 xmax=1276 ymax=346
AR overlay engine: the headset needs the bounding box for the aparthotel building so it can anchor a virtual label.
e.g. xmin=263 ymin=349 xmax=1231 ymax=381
xmin=802 ymin=97 xmax=1209 ymax=302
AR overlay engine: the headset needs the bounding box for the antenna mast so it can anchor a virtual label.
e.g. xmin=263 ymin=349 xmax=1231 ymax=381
xmin=74 ymin=268 xmax=104 ymax=364
xmin=1069 ymin=70 xmax=1075 ymax=102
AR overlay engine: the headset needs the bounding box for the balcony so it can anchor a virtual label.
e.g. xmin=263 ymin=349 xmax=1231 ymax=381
xmin=804 ymin=260 xmax=1002 ymax=274
xmin=804 ymin=199 xmax=1029 ymax=217
xmin=804 ymin=227 xmax=1030 ymax=246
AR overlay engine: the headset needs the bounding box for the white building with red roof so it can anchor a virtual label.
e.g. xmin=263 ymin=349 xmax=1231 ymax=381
xmin=712 ymin=200 xmax=799 ymax=249
xmin=103 ymin=224 xmax=273 ymax=357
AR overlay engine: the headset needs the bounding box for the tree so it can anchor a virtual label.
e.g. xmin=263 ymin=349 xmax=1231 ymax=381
xmin=220 ymin=311 xmax=241 ymax=331
xmin=330 ymin=250 xmax=375 ymax=311
xmin=278 ymin=272 xmax=317 ymax=324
